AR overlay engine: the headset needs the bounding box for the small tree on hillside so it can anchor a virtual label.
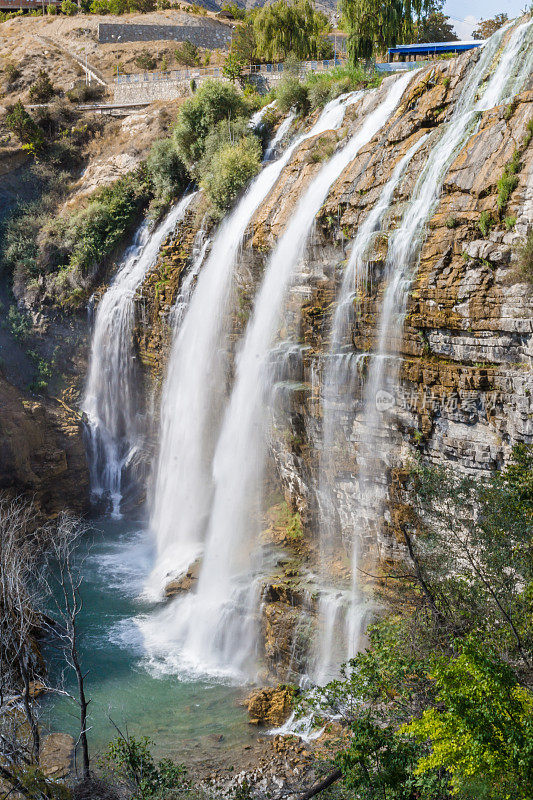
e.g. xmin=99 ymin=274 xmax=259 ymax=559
xmin=222 ymin=49 xmax=247 ymax=83
xmin=472 ymin=13 xmax=509 ymax=40
xmin=174 ymin=40 xmax=200 ymax=66
xmin=28 ymin=70 xmax=56 ymax=103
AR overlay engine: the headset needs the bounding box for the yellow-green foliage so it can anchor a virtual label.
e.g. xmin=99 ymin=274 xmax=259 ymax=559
xmin=477 ymin=210 xmax=494 ymax=238
xmin=402 ymin=643 xmax=533 ymax=800
xmin=497 ymin=150 xmax=521 ymax=213
xmin=286 ymin=510 xmax=303 ymax=539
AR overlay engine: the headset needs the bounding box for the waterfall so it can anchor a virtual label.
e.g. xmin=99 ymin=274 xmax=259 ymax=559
xmin=264 ymin=112 xmax=295 ymax=162
xmin=82 ymin=193 xmax=195 ymax=518
xmin=147 ymin=91 xmax=364 ymax=597
xmin=344 ymin=18 xmax=532 ymax=653
xmin=313 ymin=132 xmax=429 ymax=683
xmin=147 ymin=71 xmax=416 ymax=681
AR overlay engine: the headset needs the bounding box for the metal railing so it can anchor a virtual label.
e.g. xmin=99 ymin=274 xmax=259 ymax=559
xmin=115 ymin=56 xmax=346 ymax=85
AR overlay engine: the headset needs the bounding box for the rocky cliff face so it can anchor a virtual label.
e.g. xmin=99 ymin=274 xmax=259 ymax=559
xmin=131 ymin=35 xmax=533 ymax=679
xmin=0 ymin=373 xmax=89 ymax=517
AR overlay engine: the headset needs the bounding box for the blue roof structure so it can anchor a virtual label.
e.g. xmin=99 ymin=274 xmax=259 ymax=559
xmin=388 ymin=40 xmax=484 ymax=57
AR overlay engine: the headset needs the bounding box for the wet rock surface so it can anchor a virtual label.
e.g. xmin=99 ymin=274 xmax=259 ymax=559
xmin=246 ymin=686 xmax=293 ymax=726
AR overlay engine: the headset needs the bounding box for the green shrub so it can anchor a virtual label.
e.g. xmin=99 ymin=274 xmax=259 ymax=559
xmin=200 ymin=134 xmax=261 ymax=212
xmin=445 ymin=216 xmax=458 ymax=229
xmin=309 ymin=134 xmax=336 ymax=162
xmin=173 ymin=80 xmax=249 ymax=167
xmin=28 ymin=350 xmax=53 ymax=393
xmin=66 ymin=82 xmax=104 ymax=103
xmin=304 ymin=64 xmax=382 ymax=109
xmin=174 ymin=40 xmax=200 ymax=66
xmin=6 ymin=305 xmax=32 ymax=340
xmin=146 ymin=138 xmax=187 ymax=207
xmin=90 ymin=0 xmax=155 ymax=10
xmin=197 ymin=116 xmax=252 ymax=171
xmin=61 ymin=0 xmax=78 ymax=14
xmin=276 ymin=75 xmax=309 ymax=115
xmin=101 ymin=735 xmax=186 ymax=800
xmin=3 ymin=61 xmax=21 ymax=83
xmin=517 ymin=230 xmax=533 ymax=283
xmin=220 ymin=1 xmax=246 ymax=19
xmin=497 ymin=150 xmax=521 ymax=213
xmin=524 ymin=118 xmax=533 ymax=148
xmin=46 ymin=3 xmax=57 ymax=12
xmin=46 ymin=170 xmax=151 ymax=287
xmin=504 ymin=215 xmax=516 ymax=230
xmin=478 ymin=210 xmax=494 ymax=238
xmin=28 ymin=70 xmax=56 ymax=103
xmin=89 ymin=0 xmax=110 ymax=11
xmin=5 ymin=101 xmax=45 ymax=153
xmin=135 ymin=49 xmax=157 ymax=71
xmin=402 ymin=642 xmax=533 ymax=800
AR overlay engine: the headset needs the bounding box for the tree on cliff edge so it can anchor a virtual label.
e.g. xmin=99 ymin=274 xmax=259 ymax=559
xmin=340 ymin=0 xmax=433 ymax=63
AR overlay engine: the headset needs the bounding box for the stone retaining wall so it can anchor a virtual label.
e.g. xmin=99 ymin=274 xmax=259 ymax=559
xmin=113 ymin=72 xmax=282 ymax=104
xmin=98 ymin=22 xmax=232 ymax=49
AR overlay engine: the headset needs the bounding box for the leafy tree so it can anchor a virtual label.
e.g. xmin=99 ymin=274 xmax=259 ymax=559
xmin=28 ymin=69 xmax=56 ymax=102
xmin=200 ymin=134 xmax=261 ymax=213
xmin=298 ymin=618 xmax=447 ymax=799
xmin=406 ymin=446 xmax=533 ymax=670
xmin=173 ymin=79 xmax=249 ymax=166
xmin=230 ymin=21 xmax=257 ymax=65
xmin=340 ymin=0 xmax=431 ymax=63
xmin=299 ymin=445 xmax=533 ymax=799
xmin=416 ymin=11 xmax=457 ymax=42
xmin=222 ymin=48 xmax=247 ymax=83
xmin=220 ymin=1 xmax=246 ymax=19
xmin=472 ymin=13 xmax=509 ymax=40
xmin=101 ymin=734 xmax=186 ymax=799
xmin=276 ymin=75 xmax=310 ymax=114
xmin=251 ymin=0 xmax=333 ymax=62
xmin=174 ymin=40 xmax=200 ymax=66
xmin=403 ymin=641 xmax=533 ymax=799
xmin=5 ymin=101 xmax=45 ymax=153
xmin=146 ymin=138 xmax=187 ymax=206
xmin=60 ymin=0 xmax=78 ymax=15
xmin=135 ymin=49 xmax=157 ymax=71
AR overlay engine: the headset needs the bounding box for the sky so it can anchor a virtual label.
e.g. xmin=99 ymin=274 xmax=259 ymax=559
xmin=444 ymin=0 xmax=527 ymax=38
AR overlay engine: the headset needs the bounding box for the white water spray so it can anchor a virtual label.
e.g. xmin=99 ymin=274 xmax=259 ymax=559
xmin=151 ymin=72 xmax=416 ymax=681
xmin=349 ymin=18 xmax=533 ymax=650
xmin=83 ymin=193 xmax=195 ymax=517
xmin=147 ymin=91 xmax=365 ymax=597
xmin=313 ymin=133 xmax=429 ymax=683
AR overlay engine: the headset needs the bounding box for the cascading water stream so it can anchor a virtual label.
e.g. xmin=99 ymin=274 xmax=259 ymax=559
xmin=82 ymin=193 xmax=195 ymax=518
xmin=147 ymin=91 xmax=364 ymax=597
xmin=146 ymin=71 xmax=416 ymax=681
xmin=264 ymin=112 xmax=295 ymax=162
xmin=312 ymin=132 xmax=429 ymax=684
xmin=345 ymin=18 xmax=532 ymax=657
xmin=362 ymin=18 xmax=532 ymax=481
